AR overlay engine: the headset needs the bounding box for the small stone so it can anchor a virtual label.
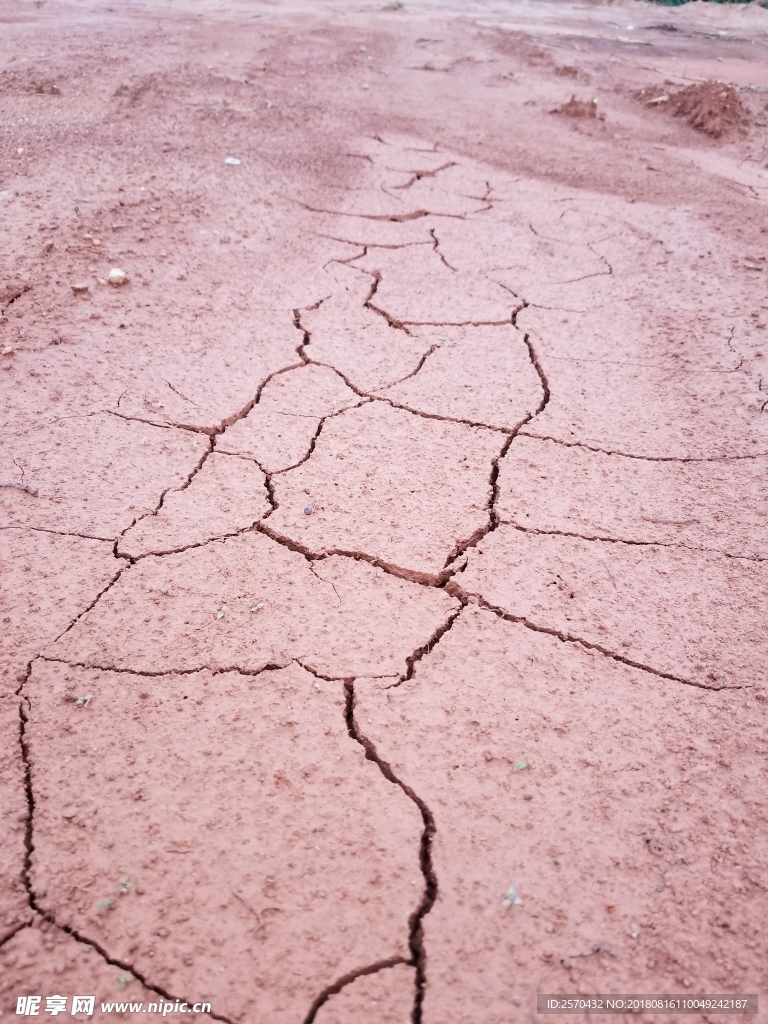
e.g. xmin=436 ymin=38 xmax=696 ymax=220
xmin=503 ymin=886 xmax=522 ymax=907
xmin=224 ymin=156 xmax=241 ymax=166
xmin=108 ymin=267 xmax=129 ymax=286
xmin=71 ymin=281 xmax=90 ymax=295
xmin=2 ymin=347 xmax=14 ymax=356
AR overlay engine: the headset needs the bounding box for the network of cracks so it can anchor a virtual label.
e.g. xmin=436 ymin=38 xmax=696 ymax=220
xmin=3 ymin=138 xmax=767 ymax=1023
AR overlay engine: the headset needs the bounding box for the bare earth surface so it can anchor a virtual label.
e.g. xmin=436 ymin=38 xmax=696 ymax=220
xmin=1 ymin=0 xmax=768 ymax=1021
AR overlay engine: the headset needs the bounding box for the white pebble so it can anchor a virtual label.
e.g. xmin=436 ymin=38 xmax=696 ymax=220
xmin=108 ymin=267 xmax=129 ymax=286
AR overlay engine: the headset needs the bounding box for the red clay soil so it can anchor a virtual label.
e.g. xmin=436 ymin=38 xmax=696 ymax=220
xmin=638 ymin=80 xmax=750 ymax=139
xmin=553 ymin=96 xmax=603 ymax=119
xmin=669 ymin=81 xmax=750 ymax=139
xmin=1 ymin=0 xmax=768 ymax=1022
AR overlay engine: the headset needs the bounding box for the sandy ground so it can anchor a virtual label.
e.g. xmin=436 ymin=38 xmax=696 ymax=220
xmin=1 ymin=0 xmax=768 ymax=1021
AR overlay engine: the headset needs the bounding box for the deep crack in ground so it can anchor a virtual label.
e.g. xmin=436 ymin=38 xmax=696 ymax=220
xmin=343 ymin=682 xmax=437 ymax=1024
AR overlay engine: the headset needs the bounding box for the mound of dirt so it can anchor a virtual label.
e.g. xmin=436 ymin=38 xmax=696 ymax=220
xmin=553 ymin=95 xmax=603 ymax=119
xmin=669 ymin=80 xmax=749 ymax=138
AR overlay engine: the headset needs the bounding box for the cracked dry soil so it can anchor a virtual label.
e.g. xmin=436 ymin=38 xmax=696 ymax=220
xmin=1 ymin=0 xmax=768 ymax=1021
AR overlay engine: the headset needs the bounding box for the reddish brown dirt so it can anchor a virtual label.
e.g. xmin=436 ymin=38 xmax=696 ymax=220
xmin=553 ymin=95 xmax=603 ymax=119
xmin=669 ymin=81 xmax=750 ymax=139
xmin=2 ymin=0 xmax=768 ymax=1022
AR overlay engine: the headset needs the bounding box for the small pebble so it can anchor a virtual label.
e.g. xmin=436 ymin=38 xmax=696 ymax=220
xmin=503 ymin=886 xmax=522 ymax=907
xmin=304 ymin=506 xmax=313 ymax=515
xmin=108 ymin=267 xmax=129 ymax=286
xmin=2 ymin=347 xmax=14 ymax=356
xmin=71 ymin=281 xmax=90 ymax=295
xmin=224 ymin=156 xmax=241 ymax=166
